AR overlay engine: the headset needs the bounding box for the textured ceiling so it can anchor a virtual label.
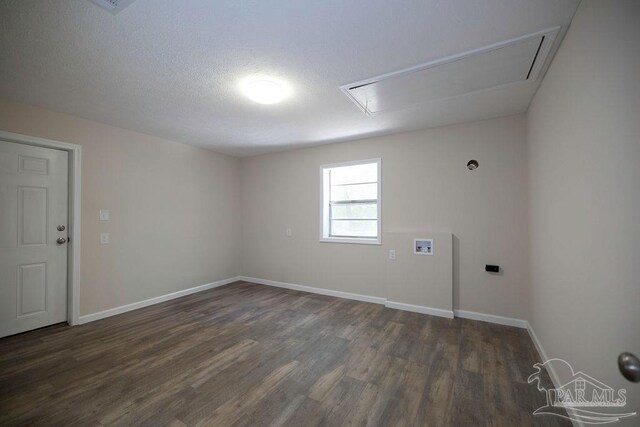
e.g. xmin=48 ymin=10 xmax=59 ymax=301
xmin=0 ymin=0 xmax=579 ymax=156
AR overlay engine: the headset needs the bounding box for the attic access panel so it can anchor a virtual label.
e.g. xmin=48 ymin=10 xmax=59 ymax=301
xmin=342 ymin=28 xmax=559 ymax=115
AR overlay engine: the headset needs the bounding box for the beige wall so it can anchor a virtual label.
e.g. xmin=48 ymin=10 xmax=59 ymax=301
xmin=527 ymin=0 xmax=640 ymax=419
xmin=0 ymin=98 xmax=241 ymax=316
xmin=241 ymin=114 xmax=530 ymax=319
xmin=0 ymin=98 xmax=529 ymax=320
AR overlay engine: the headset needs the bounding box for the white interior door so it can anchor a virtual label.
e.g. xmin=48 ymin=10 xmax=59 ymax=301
xmin=0 ymin=140 xmax=68 ymax=338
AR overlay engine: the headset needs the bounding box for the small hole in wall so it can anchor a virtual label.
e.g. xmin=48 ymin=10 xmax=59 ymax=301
xmin=467 ymin=160 xmax=478 ymax=170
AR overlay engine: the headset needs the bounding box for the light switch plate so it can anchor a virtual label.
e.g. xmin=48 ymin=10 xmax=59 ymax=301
xmin=99 ymin=210 xmax=110 ymax=221
xmin=389 ymin=250 xmax=396 ymax=260
xmin=100 ymin=233 xmax=110 ymax=244
xmin=286 ymin=228 xmax=292 ymax=237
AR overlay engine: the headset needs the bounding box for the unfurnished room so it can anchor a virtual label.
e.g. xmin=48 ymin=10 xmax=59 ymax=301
xmin=0 ymin=0 xmax=638 ymax=426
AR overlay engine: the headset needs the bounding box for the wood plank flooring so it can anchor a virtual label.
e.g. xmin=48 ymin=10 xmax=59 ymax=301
xmin=0 ymin=281 xmax=568 ymax=426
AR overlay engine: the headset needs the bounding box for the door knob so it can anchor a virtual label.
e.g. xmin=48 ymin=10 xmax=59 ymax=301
xmin=618 ymin=352 xmax=640 ymax=382
xmin=56 ymin=237 xmax=67 ymax=245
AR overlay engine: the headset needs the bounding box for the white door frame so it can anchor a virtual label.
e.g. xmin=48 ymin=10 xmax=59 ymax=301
xmin=0 ymin=130 xmax=81 ymax=326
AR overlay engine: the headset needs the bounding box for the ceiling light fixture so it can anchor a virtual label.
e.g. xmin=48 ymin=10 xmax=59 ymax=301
xmin=241 ymin=77 xmax=291 ymax=105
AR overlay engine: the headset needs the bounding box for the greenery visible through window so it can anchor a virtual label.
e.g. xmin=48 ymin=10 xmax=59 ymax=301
xmin=321 ymin=159 xmax=381 ymax=243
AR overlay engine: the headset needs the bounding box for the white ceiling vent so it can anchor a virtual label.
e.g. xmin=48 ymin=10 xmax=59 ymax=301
xmin=341 ymin=27 xmax=560 ymax=116
xmin=89 ymin=0 xmax=137 ymax=14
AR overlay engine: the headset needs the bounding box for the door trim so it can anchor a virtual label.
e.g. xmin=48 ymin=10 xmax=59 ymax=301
xmin=0 ymin=130 xmax=81 ymax=326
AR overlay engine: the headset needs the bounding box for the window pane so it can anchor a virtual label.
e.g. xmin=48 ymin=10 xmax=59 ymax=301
xmin=331 ymin=203 xmax=377 ymax=220
xmin=330 ymin=183 xmax=377 ymax=201
xmin=330 ymin=220 xmax=377 ymax=238
xmin=330 ymin=163 xmax=377 ymax=185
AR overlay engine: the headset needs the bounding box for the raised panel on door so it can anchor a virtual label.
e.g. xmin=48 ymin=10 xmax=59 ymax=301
xmin=18 ymin=262 xmax=47 ymax=317
xmin=18 ymin=186 xmax=48 ymax=247
xmin=19 ymin=155 xmax=49 ymax=175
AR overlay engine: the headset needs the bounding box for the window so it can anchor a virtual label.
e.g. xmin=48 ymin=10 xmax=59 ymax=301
xmin=320 ymin=158 xmax=381 ymax=244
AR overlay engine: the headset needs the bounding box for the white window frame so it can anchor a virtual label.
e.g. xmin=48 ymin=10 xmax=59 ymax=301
xmin=319 ymin=158 xmax=382 ymax=245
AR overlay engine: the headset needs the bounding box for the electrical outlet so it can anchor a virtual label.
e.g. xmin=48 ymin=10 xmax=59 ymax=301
xmin=389 ymin=250 xmax=396 ymax=260
xmin=100 ymin=233 xmax=110 ymax=244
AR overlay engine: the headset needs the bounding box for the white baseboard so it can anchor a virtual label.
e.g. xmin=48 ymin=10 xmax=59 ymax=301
xmin=237 ymin=276 xmax=386 ymax=305
xmin=77 ymin=276 xmax=241 ymax=324
xmin=239 ymin=276 xmax=454 ymax=319
xmin=526 ymin=323 xmax=583 ymax=427
xmin=527 ymin=322 xmax=564 ymax=390
xmin=454 ymin=309 xmax=527 ymax=329
xmin=527 ymin=322 xmax=550 ymax=364
xmin=385 ymin=301 xmax=454 ymax=318
xmin=77 ymin=274 xmax=528 ymax=331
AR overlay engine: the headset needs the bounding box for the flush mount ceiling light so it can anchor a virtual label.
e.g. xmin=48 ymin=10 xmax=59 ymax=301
xmin=241 ymin=77 xmax=291 ymax=105
xmin=467 ymin=160 xmax=479 ymax=170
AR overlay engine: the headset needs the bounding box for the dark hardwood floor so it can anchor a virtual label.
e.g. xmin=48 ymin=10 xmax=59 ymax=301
xmin=0 ymin=281 xmax=568 ymax=426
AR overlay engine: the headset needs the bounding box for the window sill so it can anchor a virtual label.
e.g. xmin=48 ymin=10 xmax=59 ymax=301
xmin=320 ymin=237 xmax=381 ymax=245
